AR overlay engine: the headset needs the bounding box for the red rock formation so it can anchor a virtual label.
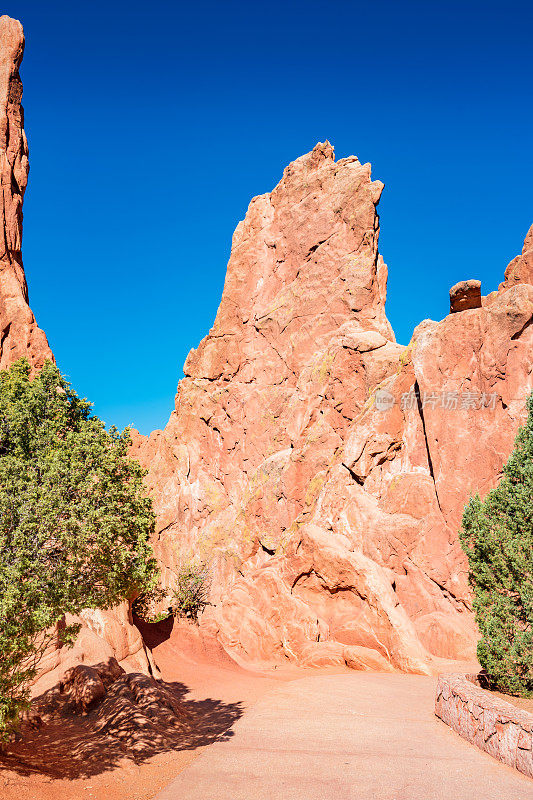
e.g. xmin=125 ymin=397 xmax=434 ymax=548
xmin=501 ymin=224 xmax=533 ymax=288
xmin=0 ymin=16 xmax=51 ymax=369
xmin=3 ymin=14 xmax=531 ymax=679
xmin=32 ymin=602 xmax=159 ymax=696
xmin=449 ymin=279 xmax=481 ymax=313
xmin=333 ymin=270 xmax=533 ymax=664
xmin=132 ymin=143 xmax=412 ymax=664
xmin=135 ymin=144 xmax=533 ymax=674
xmin=132 ymin=142 xmax=399 ymax=573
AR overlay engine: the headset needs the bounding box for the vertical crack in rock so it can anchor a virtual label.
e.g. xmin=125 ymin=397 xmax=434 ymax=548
xmin=414 ymin=379 xmax=443 ymax=515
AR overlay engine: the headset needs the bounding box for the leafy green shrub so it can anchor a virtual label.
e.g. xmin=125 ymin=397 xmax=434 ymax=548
xmin=460 ymin=393 xmax=533 ymax=697
xmin=172 ymin=560 xmax=210 ymax=621
xmin=0 ymin=359 xmax=158 ymax=735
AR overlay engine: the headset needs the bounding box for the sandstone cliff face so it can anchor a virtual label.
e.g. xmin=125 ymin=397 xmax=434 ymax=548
xmin=134 ymin=143 xmax=533 ymax=673
xmin=0 ymin=16 xmax=51 ymax=369
xmin=32 ymin=602 xmax=159 ymax=696
xmin=501 ymin=224 xmax=533 ymax=288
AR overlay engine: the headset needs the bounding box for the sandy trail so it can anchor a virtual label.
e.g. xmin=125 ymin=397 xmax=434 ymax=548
xmin=155 ymin=672 xmax=532 ymax=800
xmin=1 ymin=624 xmax=528 ymax=800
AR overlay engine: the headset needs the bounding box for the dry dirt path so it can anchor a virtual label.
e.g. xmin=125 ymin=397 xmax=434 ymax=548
xmin=155 ymin=672 xmax=532 ymax=800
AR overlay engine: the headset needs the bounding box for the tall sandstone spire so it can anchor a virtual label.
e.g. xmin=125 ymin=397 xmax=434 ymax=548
xmin=0 ymin=15 xmax=51 ymax=369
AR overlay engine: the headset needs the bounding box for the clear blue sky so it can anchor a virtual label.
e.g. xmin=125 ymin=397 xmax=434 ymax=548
xmin=6 ymin=0 xmax=533 ymax=434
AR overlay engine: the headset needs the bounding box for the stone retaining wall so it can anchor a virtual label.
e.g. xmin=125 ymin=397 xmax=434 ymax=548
xmin=435 ymin=673 xmax=532 ymax=779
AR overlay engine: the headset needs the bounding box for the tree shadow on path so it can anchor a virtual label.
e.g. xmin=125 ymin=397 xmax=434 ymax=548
xmin=0 ymin=677 xmax=244 ymax=781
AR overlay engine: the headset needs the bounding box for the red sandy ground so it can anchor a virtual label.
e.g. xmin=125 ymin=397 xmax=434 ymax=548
xmin=0 ymin=623 xmax=322 ymax=800
xmin=0 ymin=619 xmax=481 ymax=800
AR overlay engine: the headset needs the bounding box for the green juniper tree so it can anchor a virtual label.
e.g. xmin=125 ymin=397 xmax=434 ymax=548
xmin=0 ymin=359 xmax=158 ymax=735
xmin=460 ymin=393 xmax=533 ymax=697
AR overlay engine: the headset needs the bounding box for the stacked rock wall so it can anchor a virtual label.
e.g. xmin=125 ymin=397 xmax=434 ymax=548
xmin=435 ymin=674 xmax=533 ymax=779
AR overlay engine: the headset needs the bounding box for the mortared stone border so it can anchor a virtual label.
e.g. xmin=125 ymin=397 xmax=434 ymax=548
xmin=435 ymin=673 xmax=532 ymax=779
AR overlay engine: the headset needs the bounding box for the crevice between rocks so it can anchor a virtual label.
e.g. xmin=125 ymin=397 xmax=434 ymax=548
xmin=342 ymin=462 xmax=365 ymax=486
xmin=414 ymin=380 xmax=443 ymax=515
xmin=253 ymin=324 xmax=297 ymax=379
xmin=0 ymin=321 xmax=11 ymax=351
xmin=511 ymin=313 xmax=533 ymax=340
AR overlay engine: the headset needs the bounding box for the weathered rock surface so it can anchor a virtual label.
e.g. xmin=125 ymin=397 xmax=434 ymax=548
xmin=449 ymin=279 xmax=481 ymax=313
xmin=31 ymin=603 xmax=159 ymax=696
xmin=134 ymin=144 xmax=533 ymax=673
xmin=0 ymin=16 xmax=51 ymax=369
xmin=501 ymin=224 xmax=533 ymax=289
xmin=3 ymin=14 xmax=532 ymax=680
xmin=25 ymin=658 xmax=193 ymax=760
xmin=37 ymin=657 xmax=190 ymax=747
xmin=59 ymin=658 xmax=125 ymax=714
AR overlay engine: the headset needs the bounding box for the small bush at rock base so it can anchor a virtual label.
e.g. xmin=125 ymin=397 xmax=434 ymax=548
xmin=172 ymin=560 xmax=210 ymax=622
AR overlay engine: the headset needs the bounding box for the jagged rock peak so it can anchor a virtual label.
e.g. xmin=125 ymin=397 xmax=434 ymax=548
xmin=0 ymin=15 xmax=52 ymax=369
xmin=501 ymin=224 xmax=533 ymax=289
xmin=184 ymin=140 xmax=393 ymax=383
xmin=0 ymin=15 xmax=24 ymax=67
xmin=283 ymin=139 xmax=336 ymax=173
xmin=134 ymin=141 xmax=533 ymax=676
